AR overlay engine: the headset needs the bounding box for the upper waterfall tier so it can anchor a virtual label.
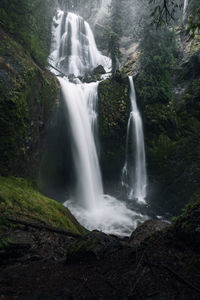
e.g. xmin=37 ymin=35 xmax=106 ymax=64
xmin=49 ymin=10 xmax=111 ymax=77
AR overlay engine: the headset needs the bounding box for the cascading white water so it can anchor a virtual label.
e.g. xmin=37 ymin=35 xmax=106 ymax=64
xmin=122 ymin=76 xmax=147 ymax=204
xmin=49 ymin=10 xmax=148 ymax=235
xmin=49 ymin=10 xmax=110 ymax=76
xmin=59 ymin=79 xmax=103 ymax=211
xmin=182 ymin=0 xmax=188 ymax=21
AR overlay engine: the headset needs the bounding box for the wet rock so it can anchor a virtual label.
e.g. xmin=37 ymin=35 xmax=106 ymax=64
xmin=81 ymin=72 xmax=101 ymax=83
xmin=130 ymin=220 xmax=171 ymax=247
xmin=93 ymin=64 xmax=106 ymax=75
xmin=68 ymin=73 xmax=75 ymax=82
xmin=66 ymin=230 xmax=121 ymax=262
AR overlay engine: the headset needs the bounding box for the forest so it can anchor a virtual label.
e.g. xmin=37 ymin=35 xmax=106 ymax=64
xmin=0 ymin=0 xmax=200 ymax=298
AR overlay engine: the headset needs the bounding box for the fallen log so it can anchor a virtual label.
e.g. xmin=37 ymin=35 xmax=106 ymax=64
xmin=3 ymin=216 xmax=81 ymax=238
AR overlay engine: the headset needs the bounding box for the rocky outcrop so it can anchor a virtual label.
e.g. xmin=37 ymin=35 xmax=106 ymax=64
xmin=98 ymin=74 xmax=130 ymax=181
xmin=66 ymin=230 xmax=121 ymax=262
xmin=0 ymin=28 xmax=60 ymax=179
xmin=129 ymin=220 xmax=171 ymax=247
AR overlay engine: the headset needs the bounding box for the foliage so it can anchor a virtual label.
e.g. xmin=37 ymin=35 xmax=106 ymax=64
xmin=149 ymin=0 xmax=181 ymax=25
xmin=0 ymin=176 xmax=86 ymax=235
xmin=136 ymin=26 xmax=177 ymax=104
xmin=172 ymin=189 xmax=200 ymax=247
xmin=187 ymin=6 xmax=200 ymax=38
xmin=0 ymin=0 xmax=56 ymax=65
xmin=105 ymin=0 xmax=123 ymax=76
xmin=149 ymin=0 xmax=200 ymax=38
xmin=0 ymin=28 xmax=59 ymax=178
xmin=140 ymin=58 xmax=200 ymax=213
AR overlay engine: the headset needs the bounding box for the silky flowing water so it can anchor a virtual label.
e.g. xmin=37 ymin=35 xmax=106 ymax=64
xmin=49 ymin=9 xmax=148 ymax=236
xmin=122 ymin=77 xmax=147 ymax=204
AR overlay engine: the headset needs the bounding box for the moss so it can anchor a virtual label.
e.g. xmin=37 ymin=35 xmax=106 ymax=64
xmin=173 ymin=190 xmax=200 ymax=232
xmin=0 ymin=176 xmax=87 ymax=235
xmin=0 ymin=28 xmax=60 ymax=179
xmin=98 ymin=76 xmax=130 ymax=179
xmin=0 ymin=0 xmax=57 ymax=66
xmin=172 ymin=189 xmax=200 ymax=247
xmin=67 ymin=238 xmax=97 ymax=256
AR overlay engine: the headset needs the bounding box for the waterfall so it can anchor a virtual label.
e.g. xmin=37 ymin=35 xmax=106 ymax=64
xmin=182 ymin=0 xmax=188 ymax=21
xmin=49 ymin=10 xmax=110 ymax=76
xmin=59 ymin=79 xmax=103 ymax=211
xmin=122 ymin=76 xmax=147 ymax=204
xmin=49 ymin=10 xmax=148 ymax=235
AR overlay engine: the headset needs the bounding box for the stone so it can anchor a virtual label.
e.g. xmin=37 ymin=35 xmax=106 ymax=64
xmin=66 ymin=230 xmax=121 ymax=262
xmin=93 ymin=65 xmax=106 ymax=75
xmin=129 ymin=220 xmax=171 ymax=247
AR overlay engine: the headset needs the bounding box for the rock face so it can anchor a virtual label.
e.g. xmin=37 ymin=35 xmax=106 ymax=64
xmin=98 ymin=75 xmax=130 ymax=181
xmin=0 ymin=28 xmax=60 ymax=179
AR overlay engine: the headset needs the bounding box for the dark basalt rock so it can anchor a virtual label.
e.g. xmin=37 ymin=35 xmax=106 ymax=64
xmin=93 ymin=64 xmax=106 ymax=75
xmin=80 ymin=72 xmax=101 ymax=83
xmin=130 ymin=219 xmax=171 ymax=247
xmin=66 ymin=230 xmax=121 ymax=262
xmin=68 ymin=73 xmax=76 ymax=82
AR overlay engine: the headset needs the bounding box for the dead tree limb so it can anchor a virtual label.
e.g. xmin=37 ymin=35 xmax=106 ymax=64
xmin=4 ymin=216 xmax=81 ymax=238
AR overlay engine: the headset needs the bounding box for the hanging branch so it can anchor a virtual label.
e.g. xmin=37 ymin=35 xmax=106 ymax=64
xmin=149 ymin=0 xmax=180 ymax=26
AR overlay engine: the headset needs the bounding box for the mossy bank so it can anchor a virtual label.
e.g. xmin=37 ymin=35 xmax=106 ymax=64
xmin=0 ymin=176 xmax=86 ymax=235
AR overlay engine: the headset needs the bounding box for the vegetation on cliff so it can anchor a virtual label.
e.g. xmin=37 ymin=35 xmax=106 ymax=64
xmin=133 ymin=24 xmax=200 ymax=213
xmin=0 ymin=176 xmax=86 ymax=235
xmin=98 ymin=75 xmax=129 ymax=180
xmin=0 ymin=27 xmax=60 ymax=179
xmin=0 ymin=0 xmax=56 ymax=65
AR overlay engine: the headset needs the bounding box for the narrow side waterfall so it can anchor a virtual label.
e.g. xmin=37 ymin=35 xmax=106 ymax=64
xmin=182 ymin=0 xmax=188 ymax=21
xmin=49 ymin=10 xmax=148 ymax=235
xmin=122 ymin=76 xmax=147 ymax=204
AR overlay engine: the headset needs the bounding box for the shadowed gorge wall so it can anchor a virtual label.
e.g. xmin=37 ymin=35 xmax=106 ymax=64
xmin=135 ymin=30 xmax=200 ymax=214
xmin=0 ymin=27 xmax=60 ymax=179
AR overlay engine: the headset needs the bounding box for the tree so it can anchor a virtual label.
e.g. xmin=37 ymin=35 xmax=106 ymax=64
xmin=149 ymin=0 xmax=200 ymax=36
xmin=136 ymin=26 xmax=177 ymax=104
xmin=0 ymin=0 xmax=56 ymax=65
xmin=107 ymin=0 xmax=123 ymax=76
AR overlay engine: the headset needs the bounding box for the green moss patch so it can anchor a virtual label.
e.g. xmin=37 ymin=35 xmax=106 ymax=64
xmin=0 ymin=176 xmax=87 ymax=235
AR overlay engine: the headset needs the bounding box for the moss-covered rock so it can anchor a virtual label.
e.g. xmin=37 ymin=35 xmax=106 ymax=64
xmin=98 ymin=75 xmax=130 ymax=180
xmin=0 ymin=28 xmax=60 ymax=179
xmin=66 ymin=230 xmax=121 ymax=261
xmin=0 ymin=0 xmax=57 ymax=65
xmin=173 ymin=189 xmax=200 ymax=248
xmin=0 ymin=176 xmax=86 ymax=235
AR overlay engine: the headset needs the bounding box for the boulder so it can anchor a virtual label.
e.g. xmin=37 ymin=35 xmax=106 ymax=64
xmin=129 ymin=219 xmax=171 ymax=247
xmin=93 ymin=65 xmax=106 ymax=75
xmin=66 ymin=230 xmax=121 ymax=262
